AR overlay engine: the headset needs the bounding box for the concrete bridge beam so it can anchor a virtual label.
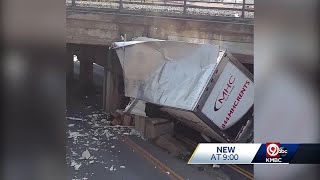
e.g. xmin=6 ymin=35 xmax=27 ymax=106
xmin=66 ymin=12 xmax=254 ymax=64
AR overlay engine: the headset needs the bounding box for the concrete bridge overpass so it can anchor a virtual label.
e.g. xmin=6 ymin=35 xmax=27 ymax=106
xmin=66 ymin=0 xmax=254 ymax=60
xmin=66 ymin=0 xmax=254 ymax=111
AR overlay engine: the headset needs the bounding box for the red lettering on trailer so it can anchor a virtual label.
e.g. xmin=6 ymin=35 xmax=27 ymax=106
xmin=214 ymin=75 xmax=236 ymax=111
xmin=221 ymin=80 xmax=250 ymax=129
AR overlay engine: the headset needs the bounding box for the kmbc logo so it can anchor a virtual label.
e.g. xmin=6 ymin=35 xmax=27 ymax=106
xmin=266 ymin=142 xmax=288 ymax=158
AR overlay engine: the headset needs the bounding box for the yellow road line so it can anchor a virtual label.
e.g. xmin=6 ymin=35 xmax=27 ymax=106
xmin=230 ymin=164 xmax=254 ymax=178
xmin=123 ymin=136 xmax=185 ymax=180
xmin=188 ymin=143 xmax=200 ymax=164
xmin=231 ymin=164 xmax=254 ymax=178
xmin=226 ymin=164 xmax=254 ymax=180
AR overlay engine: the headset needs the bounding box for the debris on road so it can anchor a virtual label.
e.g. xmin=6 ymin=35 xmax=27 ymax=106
xmin=212 ymin=164 xmax=220 ymax=168
xmin=71 ymin=160 xmax=82 ymax=171
xmin=110 ymin=109 xmax=135 ymax=127
xmin=123 ymin=114 xmax=133 ymax=126
xmin=109 ymin=165 xmax=116 ymax=171
xmin=81 ymin=150 xmax=91 ymax=159
xmin=71 ymin=151 xmax=78 ymax=156
xmin=68 ymin=131 xmax=86 ymax=140
xmin=89 ymin=147 xmax=98 ymax=151
xmin=67 ymin=117 xmax=85 ymax=121
xmin=67 ymin=109 xmax=149 ymax=176
xmin=111 ymin=118 xmax=122 ymax=126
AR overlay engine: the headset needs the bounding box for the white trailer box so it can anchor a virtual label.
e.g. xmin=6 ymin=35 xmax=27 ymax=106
xmin=112 ymin=39 xmax=253 ymax=143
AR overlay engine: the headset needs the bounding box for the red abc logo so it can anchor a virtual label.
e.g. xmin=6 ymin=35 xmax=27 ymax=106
xmin=266 ymin=142 xmax=280 ymax=158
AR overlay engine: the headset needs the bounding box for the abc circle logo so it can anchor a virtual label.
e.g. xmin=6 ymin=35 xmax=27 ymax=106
xmin=266 ymin=143 xmax=288 ymax=157
xmin=279 ymin=147 xmax=288 ymax=157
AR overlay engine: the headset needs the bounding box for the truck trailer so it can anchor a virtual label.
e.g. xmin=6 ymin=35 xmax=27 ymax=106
xmin=111 ymin=38 xmax=254 ymax=143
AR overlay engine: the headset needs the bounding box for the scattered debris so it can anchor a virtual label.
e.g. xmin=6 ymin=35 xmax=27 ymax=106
xmin=111 ymin=118 xmax=123 ymax=126
xmin=89 ymin=147 xmax=98 ymax=151
xmin=123 ymin=114 xmax=133 ymax=126
xmin=68 ymin=131 xmax=85 ymax=140
xmin=109 ymin=165 xmax=115 ymax=171
xmin=67 ymin=117 xmax=84 ymax=121
xmin=82 ymin=150 xmax=91 ymax=159
xmin=67 ymin=110 xmax=148 ymax=174
xmin=92 ymin=123 xmax=100 ymax=128
xmin=212 ymin=164 xmax=220 ymax=168
xmin=71 ymin=151 xmax=78 ymax=156
xmin=71 ymin=160 xmax=82 ymax=170
xmin=111 ymin=111 xmax=121 ymax=118
xmin=101 ymin=119 xmax=109 ymax=124
xmin=104 ymin=130 xmax=114 ymax=139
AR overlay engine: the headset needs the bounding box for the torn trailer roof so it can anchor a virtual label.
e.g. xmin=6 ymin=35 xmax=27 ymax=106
xmin=112 ymin=40 xmax=221 ymax=110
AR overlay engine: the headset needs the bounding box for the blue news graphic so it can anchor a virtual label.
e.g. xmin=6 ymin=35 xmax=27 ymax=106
xmin=251 ymin=144 xmax=299 ymax=163
xmin=290 ymin=144 xmax=320 ymax=164
xmin=188 ymin=143 xmax=320 ymax=164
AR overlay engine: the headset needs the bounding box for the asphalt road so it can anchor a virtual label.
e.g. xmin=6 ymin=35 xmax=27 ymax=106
xmin=66 ymin=83 xmax=221 ymax=180
xmin=66 ymin=79 xmax=253 ymax=180
xmin=66 ymin=80 xmax=171 ymax=180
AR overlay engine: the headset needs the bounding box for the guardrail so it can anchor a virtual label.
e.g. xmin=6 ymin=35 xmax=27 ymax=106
xmin=67 ymin=0 xmax=254 ymax=21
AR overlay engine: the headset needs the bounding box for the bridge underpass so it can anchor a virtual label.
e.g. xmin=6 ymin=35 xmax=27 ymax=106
xmin=66 ymin=42 xmax=253 ymax=112
xmin=66 ymin=1 xmax=254 ymax=179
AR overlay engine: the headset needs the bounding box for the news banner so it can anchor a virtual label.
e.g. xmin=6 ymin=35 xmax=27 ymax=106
xmin=188 ymin=143 xmax=320 ymax=164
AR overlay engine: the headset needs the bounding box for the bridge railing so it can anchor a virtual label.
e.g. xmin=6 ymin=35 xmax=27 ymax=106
xmin=67 ymin=0 xmax=254 ymax=21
